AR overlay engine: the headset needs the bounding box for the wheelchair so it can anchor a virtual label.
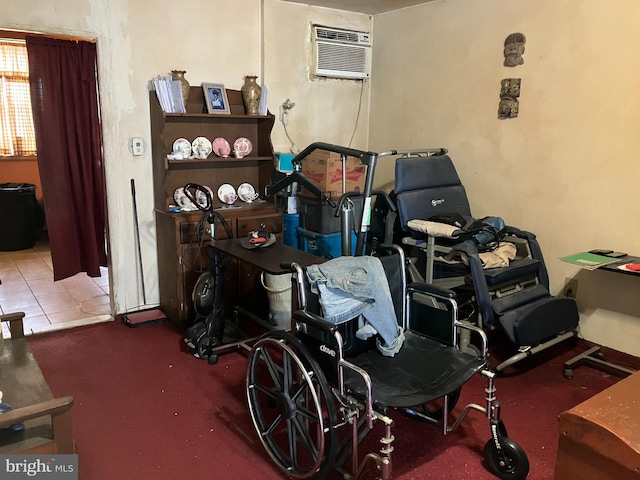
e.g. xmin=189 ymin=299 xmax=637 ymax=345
xmin=245 ymin=245 xmax=530 ymax=479
xmin=391 ymin=153 xmax=580 ymax=373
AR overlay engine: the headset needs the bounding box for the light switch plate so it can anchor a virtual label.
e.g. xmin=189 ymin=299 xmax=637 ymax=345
xmin=131 ymin=137 xmax=144 ymax=156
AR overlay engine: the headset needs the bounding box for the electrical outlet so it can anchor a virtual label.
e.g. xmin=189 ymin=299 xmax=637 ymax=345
xmin=564 ymin=278 xmax=578 ymax=298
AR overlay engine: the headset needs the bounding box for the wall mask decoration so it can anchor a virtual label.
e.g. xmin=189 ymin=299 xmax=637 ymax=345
xmin=503 ymin=33 xmax=526 ymax=67
xmin=498 ymin=78 xmax=521 ymax=119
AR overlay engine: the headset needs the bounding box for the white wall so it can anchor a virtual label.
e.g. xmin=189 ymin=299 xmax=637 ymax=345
xmin=369 ymin=0 xmax=640 ymax=355
xmin=0 ymin=0 xmax=370 ymax=316
xmin=264 ymin=2 xmax=371 ymax=153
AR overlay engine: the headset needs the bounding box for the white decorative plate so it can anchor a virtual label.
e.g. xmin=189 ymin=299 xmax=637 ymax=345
xmin=172 ymin=138 xmax=192 ymax=159
xmin=173 ymin=187 xmax=198 ymax=211
xmin=191 ymin=136 xmax=212 ymax=159
xmin=237 ymin=182 xmax=258 ymax=203
xmin=212 ymin=137 xmax=231 ymax=157
xmin=195 ymin=185 xmax=214 ymax=208
xmin=217 ymin=183 xmax=237 ymax=205
xmin=233 ymin=137 xmax=253 ymax=158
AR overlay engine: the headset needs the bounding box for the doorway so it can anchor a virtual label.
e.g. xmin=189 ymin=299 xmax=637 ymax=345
xmin=0 ymin=32 xmax=112 ymax=335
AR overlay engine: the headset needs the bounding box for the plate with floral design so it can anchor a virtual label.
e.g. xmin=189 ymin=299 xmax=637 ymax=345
xmin=233 ymin=137 xmax=253 ymax=158
xmin=191 ymin=137 xmax=212 ymax=159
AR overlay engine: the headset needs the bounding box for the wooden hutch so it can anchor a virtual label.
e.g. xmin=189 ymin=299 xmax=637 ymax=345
xmin=150 ymin=87 xmax=283 ymax=327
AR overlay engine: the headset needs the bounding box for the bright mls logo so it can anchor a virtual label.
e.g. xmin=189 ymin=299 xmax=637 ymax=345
xmin=1 ymin=455 xmax=78 ymax=479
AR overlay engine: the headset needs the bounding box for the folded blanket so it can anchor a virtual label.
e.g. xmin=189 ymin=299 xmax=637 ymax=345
xmin=407 ymin=219 xmax=462 ymax=238
xmin=407 ymin=219 xmax=516 ymax=269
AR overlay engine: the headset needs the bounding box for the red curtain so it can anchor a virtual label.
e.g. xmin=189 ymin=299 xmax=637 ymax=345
xmin=25 ymin=36 xmax=107 ymax=280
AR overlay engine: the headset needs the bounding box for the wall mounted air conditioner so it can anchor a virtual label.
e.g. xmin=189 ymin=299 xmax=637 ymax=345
xmin=312 ymin=26 xmax=372 ymax=80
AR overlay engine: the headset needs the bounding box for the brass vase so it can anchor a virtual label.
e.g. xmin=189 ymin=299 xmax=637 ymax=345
xmin=171 ymin=70 xmax=190 ymax=107
xmin=241 ymin=75 xmax=261 ymax=115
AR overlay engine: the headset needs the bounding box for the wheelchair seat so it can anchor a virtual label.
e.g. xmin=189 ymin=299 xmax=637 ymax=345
xmin=345 ymin=330 xmax=485 ymax=408
xmin=393 ymin=153 xmax=580 ymax=373
xmin=246 ymin=246 xmax=530 ymax=480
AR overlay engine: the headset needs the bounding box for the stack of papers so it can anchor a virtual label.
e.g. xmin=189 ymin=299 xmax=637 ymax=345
xmin=560 ymin=252 xmax=619 ymax=270
xmin=152 ymin=76 xmax=186 ymax=113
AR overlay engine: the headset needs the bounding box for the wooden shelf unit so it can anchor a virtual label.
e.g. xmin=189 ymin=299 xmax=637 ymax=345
xmin=150 ymin=86 xmax=283 ymax=327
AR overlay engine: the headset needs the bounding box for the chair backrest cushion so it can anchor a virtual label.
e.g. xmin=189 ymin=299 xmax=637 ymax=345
xmin=395 ymin=154 xmax=472 ymax=232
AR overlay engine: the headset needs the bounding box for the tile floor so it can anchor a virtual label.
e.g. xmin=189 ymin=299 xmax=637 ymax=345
xmin=0 ymin=241 xmax=112 ymax=337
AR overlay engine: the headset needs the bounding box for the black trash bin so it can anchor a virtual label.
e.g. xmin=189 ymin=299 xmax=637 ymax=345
xmin=0 ymin=183 xmax=44 ymax=251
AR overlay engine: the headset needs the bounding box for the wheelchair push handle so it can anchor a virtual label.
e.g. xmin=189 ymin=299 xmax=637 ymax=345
xmin=290 ymin=141 xmax=377 ymax=167
xmin=333 ymin=190 xmax=396 ymax=218
xmin=377 ymin=147 xmax=448 ymax=158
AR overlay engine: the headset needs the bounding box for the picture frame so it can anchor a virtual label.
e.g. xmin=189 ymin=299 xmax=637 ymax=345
xmin=202 ymin=83 xmax=230 ymax=114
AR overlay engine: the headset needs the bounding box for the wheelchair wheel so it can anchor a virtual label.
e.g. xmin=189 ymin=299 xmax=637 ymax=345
xmin=246 ymin=331 xmax=339 ymax=479
xmin=483 ymin=437 xmax=529 ymax=480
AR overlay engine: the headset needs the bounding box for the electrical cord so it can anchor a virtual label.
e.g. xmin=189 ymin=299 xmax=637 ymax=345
xmin=348 ymin=79 xmax=366 ymax=147
xmin=282 ymin=112 xmax=299 ymax=154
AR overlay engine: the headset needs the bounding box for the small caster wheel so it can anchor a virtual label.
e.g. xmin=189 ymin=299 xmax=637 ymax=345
xmin=594 ymin=351 xmax=608 ymax=361
xmin=563 ymin=368 xmax=573 ymax=380
xmin=484 ymin=437 xmax=529 ymax=480
xmin=208 ymin=354 xmax=218 ymax=365
xmin=196 ymin=336 xmax=218 ymax=363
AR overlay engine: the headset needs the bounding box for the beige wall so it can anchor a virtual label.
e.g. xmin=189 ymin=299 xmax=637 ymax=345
xmin=264 ymin=2 xmax=371 ymax=152
xmin=369 ymin=0 xmax=640 ymax=355
xmin=0 ymin=0 xmax=370 ymax=315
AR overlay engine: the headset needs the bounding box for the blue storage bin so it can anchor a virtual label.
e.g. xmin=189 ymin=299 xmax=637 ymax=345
xmin=297 ymin=227 xmax=357 ymax=259
xmin=283 ymin=213 xmax=300 ymax=248
xmin=276 ymin=153 xmax=296 ymax=172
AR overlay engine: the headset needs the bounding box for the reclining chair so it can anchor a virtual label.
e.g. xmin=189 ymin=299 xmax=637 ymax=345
xmin=246 ymin=246 xmax=530 ymax=480
xmin=393 ymin=153 xmax=580 ymax=373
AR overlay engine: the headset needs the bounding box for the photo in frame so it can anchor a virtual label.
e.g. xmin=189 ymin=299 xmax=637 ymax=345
xmin=202 ymin=83 xmax=230 ymax=114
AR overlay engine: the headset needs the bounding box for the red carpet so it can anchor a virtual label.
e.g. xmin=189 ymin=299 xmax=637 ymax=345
xmin=28 ymin=320 xmax=639 ymax=480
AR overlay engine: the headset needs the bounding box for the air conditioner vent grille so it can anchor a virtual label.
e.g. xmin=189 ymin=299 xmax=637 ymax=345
xmin=316 ymin=28 xmax=359 ymax=43
xmin=317 ymin=43 xmax=367 ymax=74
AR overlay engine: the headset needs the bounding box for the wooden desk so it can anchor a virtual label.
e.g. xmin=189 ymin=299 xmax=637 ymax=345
xmin=555 ymin=371 xmax=640 ymax=479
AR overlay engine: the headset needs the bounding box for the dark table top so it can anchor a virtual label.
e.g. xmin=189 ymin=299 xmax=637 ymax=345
xmin=599 ymin=256 xmax=640 ymax=276
xmin=213 ymin=239 xmax=324 ymax=274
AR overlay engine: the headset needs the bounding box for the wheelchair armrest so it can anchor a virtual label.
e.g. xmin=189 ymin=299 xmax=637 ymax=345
xmin=504 ymin=226 xmax=549 ymax=288
xmin=293 ymin=309 xmax=338 ymax=333
xmin=454 ymin=320 xmax=489 ymax=359
xmin=408 ymin=281 xmax=456 ymax=299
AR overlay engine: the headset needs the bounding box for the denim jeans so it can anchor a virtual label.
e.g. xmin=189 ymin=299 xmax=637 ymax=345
xmin=306 ymin=256 xmax=404 ymax=356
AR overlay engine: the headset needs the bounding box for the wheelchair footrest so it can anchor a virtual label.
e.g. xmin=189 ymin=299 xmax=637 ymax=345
xmin=498 ymin=295 xmax=579 ymax=347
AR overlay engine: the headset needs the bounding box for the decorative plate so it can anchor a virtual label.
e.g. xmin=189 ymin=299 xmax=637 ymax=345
xmin=191 ymin=136 xmax=212 ymax=159
xmin=212 ymin=137 xmax=231 ymax=158
xmin=233 ymin=137 xmax=253 ymax=158
xmin=172 ymin=138 xmax=192 ymax=159
xmin=195 ymin=185 xmax=214 ymax=208
xmin=217 ymin=183 xmax=237 ymax=205
xmin=173 ymin=187 xmax=198 ymax=211
xmin=237 ymin=182 xmax=258 ymax=203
